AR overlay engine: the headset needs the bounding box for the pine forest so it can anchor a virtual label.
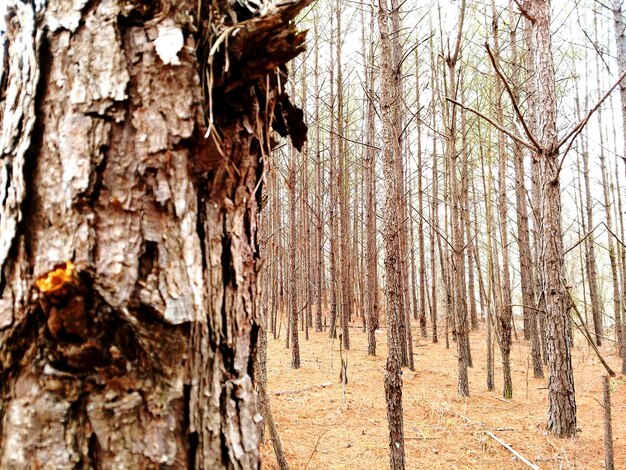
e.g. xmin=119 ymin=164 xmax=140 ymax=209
xmin=0 ymin=0 xmax=625 ymax=468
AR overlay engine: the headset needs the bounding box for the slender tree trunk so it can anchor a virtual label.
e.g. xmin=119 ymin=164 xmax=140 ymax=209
xmin=289 ymin=137 xmax=301 ymax=368
xmin=415 ymin=53 xmax=428 ymax=337
xmin=257 ymin=213 xmax=289 ymax=469
xmin=389 ymin=0 xmax=410 ymax=368
xmin=314 ymin=10 xmax=324 ymax=333
xmin=458 ymin=76 xmax=473 ymax=369
xmin=491 ymin=3 xmax=513 ymax=398
xmin=364 ymin=2 xmax=379 ymax=356
xmin=430 ymin=30 xmax=439 ymax=344
xmin=576 ymin=39 xmax=602 ymax=346
xmin=528 ymin=0 xmax=577 ymax=438
xmin=465 ymin=168 xmax=479 ymax=332
xmin=510 ymin=2 xmax=543 ymax=378
xmin=444 ymin=0 xmax=470 ymax=396
xmin=335 ymin=0 xmax=350 ymax=351
xmin=481 ymin=125 xmax=497 ymax=393
xmin=613 ymin=0 xmax=626 ymax=374
xmin=379 ymin=1 xmax=405 ymax=466
xmin=328 ymin=11 xmax=338 ymax=339
xmin=525 ymin=2 xmax=548 ymax=365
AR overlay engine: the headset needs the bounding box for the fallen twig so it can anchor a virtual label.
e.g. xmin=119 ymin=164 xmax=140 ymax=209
xmin=490 ymin=394 xmax=521 ymax=407
xmin=484 ymin=431 xmax=540 ymax=470
xmin=274 ymin=382 xmax=333 ymax=396
xmin=304 ymin=419 xmax=346 ymax=470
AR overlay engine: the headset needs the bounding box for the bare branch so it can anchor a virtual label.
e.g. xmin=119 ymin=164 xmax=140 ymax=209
xmin=449 ymin=0 xmax=467 ymax=65
xmin=485 ymin=42 xmax=541 ymax=150
xmin=512 ymin=0 xmax=534 ymax=22
xmin=558 ymin=68 xmax=626 ymax=152
xmin=446 ymin=98 xmax=534 ymax=150
xmin=592 ymin=0 xmax=613 ymax=11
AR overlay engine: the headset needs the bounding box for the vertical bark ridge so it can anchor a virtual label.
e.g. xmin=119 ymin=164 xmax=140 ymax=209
xmin=0 ymin=1 xmax=311 ymax=468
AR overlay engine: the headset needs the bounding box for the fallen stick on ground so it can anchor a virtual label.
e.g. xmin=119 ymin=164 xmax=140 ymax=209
xmin=274 ymin=382 xmax=333 ymax=396
xmin=490 ymin=394 xmax=520 ymax=406
xmin=303 ymin=418 xmax=348 ymax=470
xmin=484 ymin=431 xmax=539 ymax=470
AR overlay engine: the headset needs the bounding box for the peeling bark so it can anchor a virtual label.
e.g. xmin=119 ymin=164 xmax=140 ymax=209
xmin=0 ymin=0 xmax=310 ymax=467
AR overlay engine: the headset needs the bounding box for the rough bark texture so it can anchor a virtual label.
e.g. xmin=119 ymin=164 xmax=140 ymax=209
xmin=528 ymin=0 xmax=577 ymax=438
xmin=415 ymin=60 xmax=427 ymax=338
xmin=257 ymin=212 xmax=288 ymax=469
xmin=511 ymin=1 xmax=543 ymax=379
xmin=288 ymin=142 xmax=300 ymax=369
xmin=313 ymin=11 xmax=323 ymax=334
xmin=364 ymin=2 xmax=378 ymax=356
xmin=327 ymin=13 xmax=338 ymax=340
xmin=613 ymin=0 xmax=626 ymax=374
xmin=429 ymin=35 xmax=439 ymax=344
xmin=335 ymin=0 xmax=351 ymax=351
xmin=378 ymin=0 xmax=405 ymax=467
xmin=0 ymin=0 xmax=310 ymax=467
xmin=445 ymin=0 xmax=470 ymax=397
xmin=388 ymin=0 xmax=410 ymax=370
xmin=491 ymin=5 xmax=513 ymax=399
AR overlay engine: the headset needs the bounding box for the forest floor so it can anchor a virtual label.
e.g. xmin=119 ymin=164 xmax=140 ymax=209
xmin=260 ymin=323 xmax=626 ymax=469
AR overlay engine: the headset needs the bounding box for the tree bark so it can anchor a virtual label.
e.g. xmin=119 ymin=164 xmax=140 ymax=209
xmin=289 ymin=134 xmax=300 ymax=369
xmin=327 ymin=10 xmax=338 ymax=339
xmin=364 ymin=1 xmax=379 ymax=356
xmin=510 ymin=0 xmax=543 ymax=379
xmin=444 ymin=0 xmax=470 ymax=397
xmin=335 ymin=0 xmax=351 ymax=351
xmin=0 ymin=0 xmax=310 ymax=467
xmin=378 ymin=0 xmax=406 ymax=467
xmin=429 ymin=30 xmax=439 ymax=344
xmin=527 ymin=0 xmax=577 ymax=438
xmin=415 ymin=52 xmax=428 ymax=338
xmin=491 ymin=2 xmax=513 ymax=399
xmin=603 ymin=375 xmax=615 ymax=470
xmin=612 ymin=0 xmax=626 ymax=373
xmin=313 ymin=10 xmax=324 ymax=334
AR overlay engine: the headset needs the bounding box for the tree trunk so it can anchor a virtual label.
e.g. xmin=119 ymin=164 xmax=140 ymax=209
xmin=415 ymin=52 xmax=428 ymax=338
xmin=613 ymin=0 xmax=626 ymax=374
xmin=0 ymin=1 xmax=310 ymax=467
xmin=510 ymin=1 xmax=543 ymax=378
xmin=491 ymin=2 xmax=513 ymax=399
xmin=378 ymin=0 xmax=405 ymax=467
xmin=289 ymin=138 xmax=300 ymax=368
xmin=313 ymin=10 xmax=324 ymax=334
xmin=257 ymin=213 xmax=288 ymax=468
xmin=528 ymin=0 xmax=577 ymax=438
xmin=430 ymin=31 xmax=439 ymax=344
xmin=335 ymin=0 xmax=351 ymax=351
xmin=445 ymin=0 xmax=470 ymax=397
xmin=481 ymin=124 xmax=497 ymax=393
xmin=364 ymin=1 xmax=379 ymax=356
xmin=327 ymin=10 xmax=338 ymax=339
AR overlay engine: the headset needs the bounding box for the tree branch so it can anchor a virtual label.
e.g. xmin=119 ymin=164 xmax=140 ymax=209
xmin=558 ymin=68 xmax=626 ymax=152
xmin=446 ymin=98 xmax=534 ymax=150
xmin=485 ymin=42 xmax=541 ymax=150
xmin=567 ymin=289 xmax=616 ymax=377
xmin=512 ymin=0 xmax=535 ymax=22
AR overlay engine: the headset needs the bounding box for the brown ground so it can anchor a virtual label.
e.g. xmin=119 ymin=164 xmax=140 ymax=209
xmin=260 ymin=324 xmax=626 ymax=469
